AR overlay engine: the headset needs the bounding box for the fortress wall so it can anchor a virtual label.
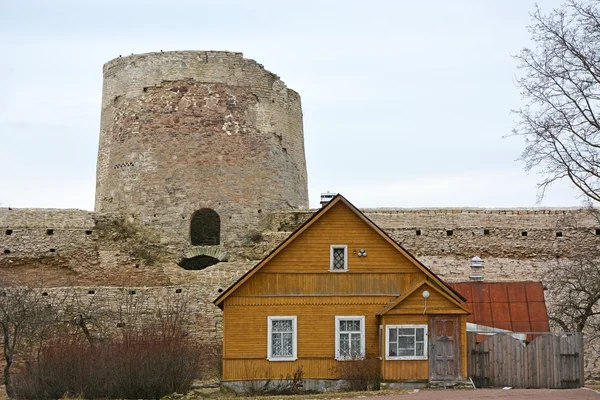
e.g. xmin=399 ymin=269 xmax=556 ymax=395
xmin=0 ymin=208 xmax=173 ymax=286
xmin=0 ymin=208 xmax=99 ymax=285
xmin=3 ymin=205 xmax=596 ymax=287
xmin=10 ymin=285 xmax=224 ymax=344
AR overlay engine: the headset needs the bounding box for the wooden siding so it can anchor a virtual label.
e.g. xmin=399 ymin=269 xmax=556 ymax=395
xmin=233 ymin=272 xmax=424 ymax=297
xmin=460 ymin=315 xmax=467 ymax=378
xmin=382 ymin=314 xmax=429 ymax=380
xmin=386 ymin=284 xmax=468 ymax=315
xmin=223 ymin=302 xmax=383 ymax=361
xmin=258 ymin=202 xmax=421 ymax=275
xmin=224 ymin=358 xmax=360 ymax=381
xmin=381 ymin=314 xmax=468 ymax=380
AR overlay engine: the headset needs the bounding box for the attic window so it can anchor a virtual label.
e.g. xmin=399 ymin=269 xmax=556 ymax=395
xmin=330 ymin=245 xmax=348 ymax=271
xmin=46 ymin=229 xmax=54 ymax=235
xmin=484 ymin=229 xmax=490 ymax=235
xmin=446 ymin=230 xmax=453 ymax=236
xmin=416 ymin=230 xmax=421 ymax=236
xmin=521 ymin=231 xmax=528 ymax=237
xmin=556 ymin=231 xmax=563 ymax=238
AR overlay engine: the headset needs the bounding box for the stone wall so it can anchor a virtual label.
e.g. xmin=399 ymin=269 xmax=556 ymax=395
xmin=3 ymin=205 xmax=598 ymax=287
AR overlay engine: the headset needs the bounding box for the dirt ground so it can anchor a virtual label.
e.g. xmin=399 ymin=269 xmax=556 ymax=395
xmin=369 ymin=388 xmax=600 ymax=400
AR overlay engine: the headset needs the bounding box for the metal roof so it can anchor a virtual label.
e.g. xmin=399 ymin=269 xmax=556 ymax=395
xmin=449 ymin=281 xmax=550 ymax=334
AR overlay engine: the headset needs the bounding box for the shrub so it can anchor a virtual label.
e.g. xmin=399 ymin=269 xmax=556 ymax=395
xmin=12 ymin=334 xmax=202 ymax=399
xmin=334 ymin=357 xmax=381 ymax=391
xmin=242 ymin=366 xmax=310 ymax=395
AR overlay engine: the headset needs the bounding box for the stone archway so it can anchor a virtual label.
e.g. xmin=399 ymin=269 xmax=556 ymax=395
xmin=178 ymin=246 xmax=228 ymax=271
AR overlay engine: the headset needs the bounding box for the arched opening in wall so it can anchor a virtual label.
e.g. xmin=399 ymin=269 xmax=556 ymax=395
xmin=179 ymin=255 xmax=220 ymax=271
xmin=190 ymin=209 xmax=220 ymax=245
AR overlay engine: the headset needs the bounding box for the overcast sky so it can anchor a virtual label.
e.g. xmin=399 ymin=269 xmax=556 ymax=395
xmin=0 ymin=0 xmax=584 ymax=210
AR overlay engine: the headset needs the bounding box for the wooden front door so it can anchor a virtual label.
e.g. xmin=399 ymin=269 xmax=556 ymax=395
xmin=429 ymin=316 xmax=460 ymax=381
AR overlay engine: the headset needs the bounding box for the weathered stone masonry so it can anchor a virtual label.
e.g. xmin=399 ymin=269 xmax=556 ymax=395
xmin=1 ymin=50 xmax=599 ymax=378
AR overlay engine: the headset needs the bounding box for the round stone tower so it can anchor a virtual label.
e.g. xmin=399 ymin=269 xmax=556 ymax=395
xmin=95 ymin=51 xmax=308 ymax=256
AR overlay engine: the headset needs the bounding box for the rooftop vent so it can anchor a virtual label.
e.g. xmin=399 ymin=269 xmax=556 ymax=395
xmin=471 ymin=256 xmax=484 ymax=268
xmin=470 ymin=256 xmax=484 ymax=281
xmin=320 ymin=192 xmax=337 ymax=208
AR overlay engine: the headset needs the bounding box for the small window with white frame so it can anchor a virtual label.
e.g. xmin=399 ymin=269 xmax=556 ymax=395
xmin=386 ymin=324 xmax=428 ymax=360
xmin=267 ymin=316 xmax=297 ymax=361
xmin=335 ymin=316 xmax=365 ymax=360
xmin=330 ymin=245 xmax=348 ymax=271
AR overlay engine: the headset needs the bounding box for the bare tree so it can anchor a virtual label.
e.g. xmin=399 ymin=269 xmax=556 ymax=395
xmin=545 ymin=257 xmax=600 ymax=335
xmin=0 ymin=286 xmax=56 ymax=397
xmin=513 ymin=0 xmax=600 ymax=202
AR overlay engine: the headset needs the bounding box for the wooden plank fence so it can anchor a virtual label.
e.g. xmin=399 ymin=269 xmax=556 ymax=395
xmin=467 ymin=332 xmax=583 ymax=388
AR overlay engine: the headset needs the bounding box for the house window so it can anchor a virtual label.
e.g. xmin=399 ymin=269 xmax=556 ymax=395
xmin=330 ymin=245 xmax=348 ymax=271
xmin=267 ymin=316 xmax=297 ymax=361
xmin=335 ymin=316 xmax=365 ymax=360
xmin=386 ymin=325 xmax=428 ymax=360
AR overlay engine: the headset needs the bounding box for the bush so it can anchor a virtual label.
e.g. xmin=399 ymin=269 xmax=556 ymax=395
xmin=12 ymin=335 xmax=202 ymax=399
xmin=242 ymin=366 xmax=311 ymax=395
xmin=334 ymin=357 xmax=381 ymax=391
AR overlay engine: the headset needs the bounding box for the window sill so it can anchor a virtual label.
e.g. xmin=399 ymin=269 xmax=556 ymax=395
xmin=267 ymin=357 xmax=297 ymax=362
xmin=335 ymin=355 xmax=365 ymax=361
xmin=329 ymin=269 xmax=349 ymax=273
xmin=386 ymin=356 xmax=428 ymax=361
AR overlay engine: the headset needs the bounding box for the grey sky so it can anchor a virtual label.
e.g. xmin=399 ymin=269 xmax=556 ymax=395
xmin=0 ymin=0 xmax=581 ymax=210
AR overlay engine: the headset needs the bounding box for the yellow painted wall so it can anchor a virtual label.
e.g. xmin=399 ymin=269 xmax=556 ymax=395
xmin=221 ymin=201 xmax=469 ymax=382
xmin=386 ymin=283 xmax=468 ymax=315
xmin=222 ymin=300 xmax=386 ymax=380
xmin=256 ymin=202 xmax=421 ymax=275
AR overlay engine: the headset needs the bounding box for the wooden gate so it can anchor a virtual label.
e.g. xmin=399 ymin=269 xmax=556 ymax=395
xmin=467 ymin=332 xmax=583 ymax=388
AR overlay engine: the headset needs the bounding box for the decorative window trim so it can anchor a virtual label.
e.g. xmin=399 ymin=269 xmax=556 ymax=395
xmin=335 ymin=316 xmax=365 ymax=361
xmin=330 ymin=245 xmax=348 ymax=272
xmin=386 ymin=324 xmax=428 ymax=361
xmin=267 ymin=316 xmax=297 ymax=361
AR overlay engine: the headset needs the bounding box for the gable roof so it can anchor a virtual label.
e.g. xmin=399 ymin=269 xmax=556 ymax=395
xmin=214 ymin=194 xmax=466 ymax=308
xmin=448 ymin=281 xmax=550 ymax=333
xmin=378 ymin=280 xmax=470 ymax=315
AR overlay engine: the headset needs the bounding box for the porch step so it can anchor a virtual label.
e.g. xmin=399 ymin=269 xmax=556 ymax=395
xmin=429 ymin=379 xmax=474 ymax=389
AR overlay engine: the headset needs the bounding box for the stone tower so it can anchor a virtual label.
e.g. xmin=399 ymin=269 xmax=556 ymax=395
xmin=95 ymin=51 xmax=309 ymax=258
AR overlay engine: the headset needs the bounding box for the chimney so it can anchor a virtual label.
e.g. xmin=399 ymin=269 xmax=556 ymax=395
xmin=470 ymin=256 xmax=484 ymax=281
xmin=320 ymin=192 xmax=336 ymax=208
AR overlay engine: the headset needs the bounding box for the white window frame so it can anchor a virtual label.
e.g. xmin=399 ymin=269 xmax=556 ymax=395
xmin=267 ymin=316 xmax=297 ymax=361
xmin=385 ymin=324 xmax=428 ymax=361
xmin=330 ymin=245 xmax=348 ymax=272
xmin=335 ymin=316 xmax=365 ymax=360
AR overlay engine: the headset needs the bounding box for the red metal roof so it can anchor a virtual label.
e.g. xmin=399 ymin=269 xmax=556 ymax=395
xmin=449 ymin=281 xmax=550 ymax=333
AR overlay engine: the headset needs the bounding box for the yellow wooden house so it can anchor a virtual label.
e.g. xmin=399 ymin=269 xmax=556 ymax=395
xmin=214 ymin=195 xmax=470 ymax=391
